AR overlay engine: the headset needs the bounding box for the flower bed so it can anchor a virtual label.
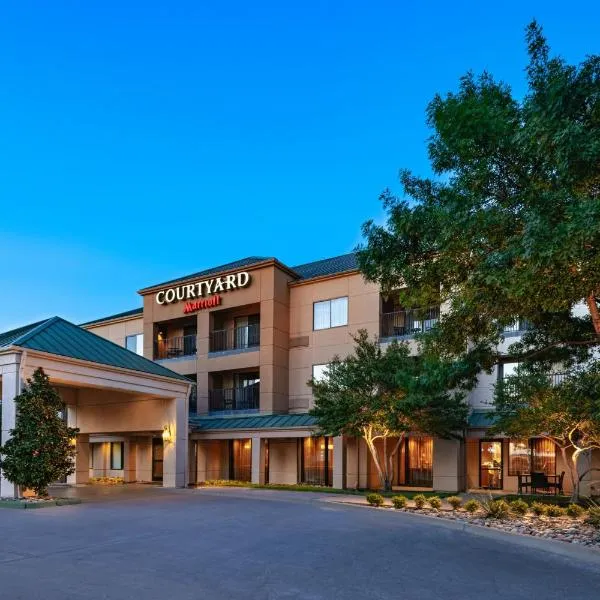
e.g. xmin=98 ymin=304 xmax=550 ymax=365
xmin=89 ymin=476 xmax=124 ymax=485
xmin=361 ymin=495 xmax=600 ymax=549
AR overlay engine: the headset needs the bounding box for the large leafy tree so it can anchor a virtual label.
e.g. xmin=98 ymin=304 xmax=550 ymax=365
xmin=0 ymin=368 xmax=79 ymax=496
xmin=494 ymin=364 xmax=600 ymax=500
xmin=357 ymin=21 xmax=600 ymax=494
xmin=358 ymin=21 xmax=600 ymax=367
xmin=308 ymin=330 xmax=469 ymax=491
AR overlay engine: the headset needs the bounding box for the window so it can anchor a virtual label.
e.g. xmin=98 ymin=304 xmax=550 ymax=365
xmin=480 ymin=440 xmax=503 ymax=489
xmin=313 ymin=297 xmax=348 ymax=330
xmin=508 ymin=440 xmax=531 ymax=476
xmin=110 ymin=442 xmax=124 ymax=470
xmin=300 ymin=437 xmax=333 ymax=486
xmin=312 ymin=364 xmax=330 ymax=382
xmin=508 ymin=438 xmax=556 ymax=476
xmin=125 ymin=333 xmax=143 ymax=356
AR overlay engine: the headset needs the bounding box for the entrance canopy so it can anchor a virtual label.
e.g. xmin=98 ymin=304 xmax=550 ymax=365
xmin=0 ymin=317 xmax=191 ymax=496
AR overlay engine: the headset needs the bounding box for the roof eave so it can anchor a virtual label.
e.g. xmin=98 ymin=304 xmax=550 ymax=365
xmin=137 ymin=258 xmax=300 ymax=296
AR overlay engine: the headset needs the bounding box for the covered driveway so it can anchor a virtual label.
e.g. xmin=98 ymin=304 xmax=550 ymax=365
xmin=0 ymin=317 xmax=191 ymax=496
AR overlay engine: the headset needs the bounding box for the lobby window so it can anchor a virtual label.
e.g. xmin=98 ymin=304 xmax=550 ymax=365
xmin=300 ymin=437 xmax=333 ymax=486
xmin=110 ymin=442 xmax=124 ymax=470
xmin=508 ymin=439 xmax=556 ymax=476
xmin=125 ymin=333 xmax=143 ymax=356
xmin=312 ymin=364 xmax=330 ymax=382
xmin=313 ymin=297 xmax=348 ymax=330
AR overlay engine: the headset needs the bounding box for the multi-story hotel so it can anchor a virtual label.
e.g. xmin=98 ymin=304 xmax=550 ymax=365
xmin=1 ymin=252 xmax=597 ymax=496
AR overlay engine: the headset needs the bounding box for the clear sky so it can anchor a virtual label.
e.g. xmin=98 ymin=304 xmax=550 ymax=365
xmin=1 ymin=1 xmax=598 ymax=331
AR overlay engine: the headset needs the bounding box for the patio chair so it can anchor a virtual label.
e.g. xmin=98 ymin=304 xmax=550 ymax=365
xmin=549 ymin=471 xmax=565 ymax=495
xmin=530 ymin=471 xmax=551 ymax=494
xmin=517 ymin=473 xmax=531 ymax=495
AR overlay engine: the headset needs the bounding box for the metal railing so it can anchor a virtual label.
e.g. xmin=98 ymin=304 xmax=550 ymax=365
xmin=380 ymin=307 xmax=440 ymax=339
xmin=503 ymin=319 xmax=533 ymax=334
xmin=210 ymin=323 xmax=260 ymax=353
xmin=154 ymin=334 xmax=197 ymax=359
xmin=209 ymin=385 xmax=260 ymax=411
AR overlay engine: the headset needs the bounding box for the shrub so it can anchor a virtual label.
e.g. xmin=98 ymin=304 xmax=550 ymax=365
xmin=482 ymin=499 xmax=511 ymax=520
xmin=546 ymin=504 xmax=565 ymax=517
xmin=428 ymin=496 xmax=442 ymax=510
xmin=446 ymin=496 xmax=462 ymax=510
xmin=566 ymin=503 xmax=585 ymax=518
xmin=366 ymin=493 xmax=384 ymax=507
xmin=584 ymin=505 xmax=600 ymax=529
xmin=463 ymin=499 xmax=480 ymax=514
xmin=510 ymin=499 xmax=529 ymax=516
xmin=531 ymin=502 xmax=548 ymax=517
xmin=391 ymin=495 xmax=407 ymax=509
xmin=413 ymin=494 xmax=427 ymax=509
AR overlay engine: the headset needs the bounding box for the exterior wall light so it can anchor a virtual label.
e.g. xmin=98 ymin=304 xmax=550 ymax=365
xmin=162 ymin=425 xmax=173 ymax=444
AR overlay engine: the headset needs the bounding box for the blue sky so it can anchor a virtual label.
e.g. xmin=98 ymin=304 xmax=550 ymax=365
xmin=1 ymin=1 xmax=598 ymax=331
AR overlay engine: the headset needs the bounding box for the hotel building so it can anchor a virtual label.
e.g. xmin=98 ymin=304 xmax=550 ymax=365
xmin=1 ymin=252 xmax=597 ymax=496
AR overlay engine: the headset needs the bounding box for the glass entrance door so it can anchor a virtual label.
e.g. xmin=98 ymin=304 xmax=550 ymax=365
xmin=152 ymin=438 xmax=164 ymax=482
xmin=480 ymin=440 xmax=503 ymax=489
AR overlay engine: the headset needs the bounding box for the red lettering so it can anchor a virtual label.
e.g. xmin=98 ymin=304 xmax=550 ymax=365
xmin=183 ymin=295 xmax=222 ymax=314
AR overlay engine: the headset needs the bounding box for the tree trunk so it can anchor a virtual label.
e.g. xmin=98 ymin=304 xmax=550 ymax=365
xmin=558 ymin=445 xmax=579 ymax=502
xmin=586 ymin=292 xmax=600 ymax=336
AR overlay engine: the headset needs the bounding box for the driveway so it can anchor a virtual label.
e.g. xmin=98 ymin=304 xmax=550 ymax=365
xmin=0 ymin=486 xmax=599 ymax=600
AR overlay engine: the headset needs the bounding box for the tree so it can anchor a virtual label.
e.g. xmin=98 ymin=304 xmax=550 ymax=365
xmin=308 ymin=330 xmax=469 ymax=491
xmin=493 ymin=364 xmax=600 ymax=500
xmin=0 ymin=368 xmax=79 ymax=496
xmin=358 ymin=21 xmax=600 ymax=366
xmin=357 ymin=21 xmax=600 ymax=494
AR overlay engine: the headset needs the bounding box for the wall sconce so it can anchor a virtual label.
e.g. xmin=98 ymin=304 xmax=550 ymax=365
xmin=162 ymin=425 xmax=173 ymax=444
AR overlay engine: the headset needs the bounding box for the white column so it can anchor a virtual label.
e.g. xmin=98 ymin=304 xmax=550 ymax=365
xmin=251 ymin=436 xmax=266 ymax=485
xmin=1 ymin=354 xmax=22 ymax=498
xmin=66 ymin=405 xmax=89 ymax=485
xmin=163 ymin=396 xmax=188 ymax=488
xmin=332 ymin=436 xmax=346 ymax=489
xmin=432 ymin=438 xmax=464 ymax=492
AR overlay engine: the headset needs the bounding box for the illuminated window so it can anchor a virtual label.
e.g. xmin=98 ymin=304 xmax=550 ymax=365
xmin=313 ymin=297 xmax=348 ymax=330
xmin=125 ymin=333 xmax=143 ymax=355
xmin=110 ymin=442 xmax=124 ymax=470
xmin=301 ymin=437 xmax=333 ymax=486
xmin=480 ymin=440 xmax=503 ymax=489
xmin=508 ymin=438 xmax=556 ymax=476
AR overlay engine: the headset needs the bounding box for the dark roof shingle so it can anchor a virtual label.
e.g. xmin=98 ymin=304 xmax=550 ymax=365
xmin=80 ymin=307 xmax=143 ymax=327
xmin=291 ymin=252 xmax=358 ymax=281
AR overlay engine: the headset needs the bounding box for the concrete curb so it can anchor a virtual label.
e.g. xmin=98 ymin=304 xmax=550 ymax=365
xmin=325 ymin=499 xmax=600 ymax=565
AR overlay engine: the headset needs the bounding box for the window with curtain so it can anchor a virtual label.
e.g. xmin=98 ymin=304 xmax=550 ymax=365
xmin=110 ymin=442 xmax=124 ymax=470
xmin=531 ymin=438 xmax=556 ymax=475
xmin=508 ymin=440 xmax=531 ymax=476
xmin=125 ymin=333 xmax=143 ymax=355
xmin=313 ymin=297 xmax=348 ymax=330
xmin=508 ymin=438 xmax=556 ymax=476
xmin=301 ymin=437 xmax=333 ymax=486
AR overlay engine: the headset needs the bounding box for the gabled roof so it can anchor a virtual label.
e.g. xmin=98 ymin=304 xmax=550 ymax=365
xmin=139 ymin=257 xmax=272 ymax=292
xmin=0 ymin=317 xmax=189 ymax=382
xmin=189 ymin=413 xmax=317 ymax=432
xmin=139 ymin=251 xmax=360 ymax=294
xmin=291 ymin=252 xmax=358 ymax=281
xmin=80 ymin=307 xmax=143 ymax=327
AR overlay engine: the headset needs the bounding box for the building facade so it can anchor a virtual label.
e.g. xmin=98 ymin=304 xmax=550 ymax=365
xmin=2 ymin=251 xmax=597 ymax=496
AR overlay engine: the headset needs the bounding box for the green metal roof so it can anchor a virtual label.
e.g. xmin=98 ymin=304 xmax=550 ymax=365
xmin=0 ymin=317 xmax=189 ymax=382
xmin=190 ymin=413 xmax=317 ymax=432
xmin=468 ymin=410 xmax=498 ymax=428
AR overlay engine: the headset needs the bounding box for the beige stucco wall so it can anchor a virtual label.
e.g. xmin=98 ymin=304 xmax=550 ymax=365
xmin=268 ymin=439 xmax=298 ymax=484
xmin=288 ymin=273 xmax=380 ymax=412
xmin=84 ymin=317 xmax=144 ymax=347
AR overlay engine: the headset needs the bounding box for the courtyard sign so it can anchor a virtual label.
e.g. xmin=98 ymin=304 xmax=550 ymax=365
xmin=155 ymin=271 xmax=251 ymax=311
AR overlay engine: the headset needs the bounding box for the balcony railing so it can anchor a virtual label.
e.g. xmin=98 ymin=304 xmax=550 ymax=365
xmin=380 ymin=307 xmax=440 ymax=339
xmin=154 ymin=334 xmax=197 ymax=360
xmin=503 ymin=319 xmax=533 ymax=334
xmin=209 ymin=384 xmax=260 ymax=412
xmin=210 ymin=323 xmax=260 ymax=353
